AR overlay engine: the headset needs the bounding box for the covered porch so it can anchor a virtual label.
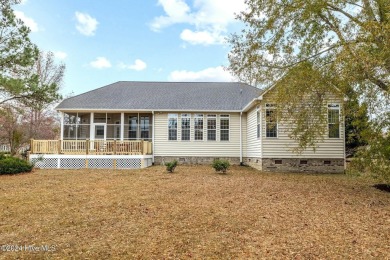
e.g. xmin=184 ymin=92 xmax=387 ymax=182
xmin=60 ymin=111 xmax=154 ymax=143
xmin=28 ymin=111 xmax=155 ymax=169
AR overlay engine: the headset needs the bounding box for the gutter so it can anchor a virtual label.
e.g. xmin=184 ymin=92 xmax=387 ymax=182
xmin=55 ymin=108 xmax=243 ymax=113
xmin=242 ymin=97 xmax=262 ymax=112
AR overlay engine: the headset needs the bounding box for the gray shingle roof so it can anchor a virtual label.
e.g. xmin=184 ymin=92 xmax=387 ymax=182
xmin=56 ymin=81 xmax=262 ymax=111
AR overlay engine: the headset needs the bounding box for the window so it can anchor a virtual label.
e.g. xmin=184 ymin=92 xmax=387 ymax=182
xmin=140 ymin=116 xmax=150 ymax=139
xmin=95 ymin=125 xmax=105 ymax=137
xmin=129 ymin=116 xmax=138 ymax=139
xmin=181 ymin=114 xmax=191 ymax=141
xmin=194 ymin=114 xmax=204 ymax=141
xmin=266 ymin=104 xmax=277 ymax=138
xmin=328 ymin=104 xmax=340 ymax=138
xmin=220 ymin=115 xmax=230 ymax=141
xmin=256 ymin=106 xmax=260 ymax=138
xmin=168 ymin=114 xmax=178 ymax=140
xmin=207 ymin=115 xmax=217 ymax=141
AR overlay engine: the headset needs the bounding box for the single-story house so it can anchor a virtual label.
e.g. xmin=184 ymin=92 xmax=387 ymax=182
xmin=29 ymin=81 xmax=345 ymax=172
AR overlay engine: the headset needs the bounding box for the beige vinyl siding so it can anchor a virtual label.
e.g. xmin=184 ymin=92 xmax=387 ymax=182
xmin=241 ymin=113 xmax=248 ymax=158
xmin=261 ymin=93 xmax=345 ymax=159
xmin=154 ymin=112 xmax=243 ymax=157
xmin=246 ymin=106 xmax=261 ymax=157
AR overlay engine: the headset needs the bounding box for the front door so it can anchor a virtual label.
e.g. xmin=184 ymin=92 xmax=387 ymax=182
xmin=94 ymin=124 xmax=106 ymax=140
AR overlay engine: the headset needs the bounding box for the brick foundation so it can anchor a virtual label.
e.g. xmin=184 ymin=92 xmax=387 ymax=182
xmin=262 ymin=158 xmax=345 ymax=173
xmin=154 ymin=156 xmax=241 ymax=165
xmin=243 ymin=157 xmax=262 ymax=170
xmin=154 ymin=156 xmax=345 ymax=173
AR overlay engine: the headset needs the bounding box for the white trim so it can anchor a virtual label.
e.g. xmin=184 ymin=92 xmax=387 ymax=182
xmin=57 ymin=109 xmax=243 ymax=113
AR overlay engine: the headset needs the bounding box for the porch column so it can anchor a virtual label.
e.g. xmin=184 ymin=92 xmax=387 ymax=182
xmin=120 ymin=112 xmax=124 ymax=141
xmin=60 ymin=112 xmax=64 ymax=141
xmin=137 ymin=113 xmax=140 ymax=140
xmin=90 ymin=112 xmax=94 ymax=140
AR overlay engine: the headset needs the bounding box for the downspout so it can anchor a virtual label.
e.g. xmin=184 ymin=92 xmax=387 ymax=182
xmin=343 ymin=107 xmax=346 ymax=172
xmin=152 ymin=111 xmax=155 ymax=164
xmin=260 ymin=106 xmax=263 ymax=170
xmin=240 ymin=111 xmax=243 ymax=165
xmin=239 ymin=86 xmax=243 ymax=165
xmin=343 ymin=97 xmax=348 ymax=172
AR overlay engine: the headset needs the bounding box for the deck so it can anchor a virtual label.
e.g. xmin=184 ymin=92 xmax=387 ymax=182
xmin=30 ymin=139 xmax=152 ymax=155
xmin=28 ymin=140 xmax=153 ymax=169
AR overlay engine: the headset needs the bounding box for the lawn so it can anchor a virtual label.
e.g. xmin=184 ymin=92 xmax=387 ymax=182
xmin=0 ymin=165 xmax=389 ymax=259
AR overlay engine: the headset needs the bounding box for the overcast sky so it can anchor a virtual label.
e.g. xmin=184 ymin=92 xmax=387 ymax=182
xmin=15 ymin=0 xmax=246 ymax=95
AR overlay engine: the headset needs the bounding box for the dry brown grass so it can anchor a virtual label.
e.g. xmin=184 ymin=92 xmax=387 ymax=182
xmin=0 ymin=165 xmax=389 ymax=259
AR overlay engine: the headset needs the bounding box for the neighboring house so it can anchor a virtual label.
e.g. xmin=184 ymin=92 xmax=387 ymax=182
xmin=0 ymin=144 xmax=10 ymax=153
xmin=29 ymin=81 xmax=345 ymax=172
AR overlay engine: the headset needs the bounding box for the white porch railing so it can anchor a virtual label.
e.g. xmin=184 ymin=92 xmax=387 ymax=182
xmin=30 ymin=139 xmax=152 ymax=155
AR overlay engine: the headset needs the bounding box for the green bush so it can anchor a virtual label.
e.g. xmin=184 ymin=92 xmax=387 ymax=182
xmin=165 ymin=160 xmax=178 ymax=173
xmin=0 ymin=153 xmax=7 ymax=160
xmin=212 ymin=159 xmax=230 ymax=174
xmin=0 ymin=156 xmax=33 ymax=175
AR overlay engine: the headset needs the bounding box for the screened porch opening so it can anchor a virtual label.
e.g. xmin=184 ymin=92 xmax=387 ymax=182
xmin=62 ymin=112 xmax=153 ymax=141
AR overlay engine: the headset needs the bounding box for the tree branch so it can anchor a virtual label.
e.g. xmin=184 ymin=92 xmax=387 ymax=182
xmin=326 ymin=3 xmax=365 ymax=26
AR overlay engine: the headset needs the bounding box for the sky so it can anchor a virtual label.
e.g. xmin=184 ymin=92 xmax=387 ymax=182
xmin=14 ymin=0 xmax=247 ymax=96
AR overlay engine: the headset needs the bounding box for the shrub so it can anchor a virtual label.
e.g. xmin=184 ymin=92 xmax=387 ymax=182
xmin=212 ymin=159 xmax=230 ymax=174
xmin=0 ymin=156 xmax=33 ymax=175
xmin=165 ymin=160 xmax=178 ymax=173
xmin=0 ymin=153 xmax=7 ymax=160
